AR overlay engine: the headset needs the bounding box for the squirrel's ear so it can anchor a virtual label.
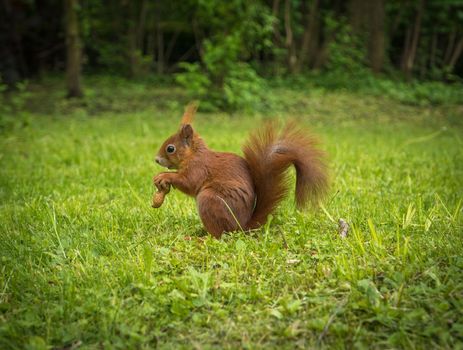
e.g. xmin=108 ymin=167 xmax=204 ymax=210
xmin=181 ymin=101 xmax=199 ymax=125
xmin=180 ymin=124 xmax=194 ymax=146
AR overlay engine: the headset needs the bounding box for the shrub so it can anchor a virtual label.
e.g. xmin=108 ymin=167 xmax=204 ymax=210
xmin=175 ymin=34 xmax=266 ymax=111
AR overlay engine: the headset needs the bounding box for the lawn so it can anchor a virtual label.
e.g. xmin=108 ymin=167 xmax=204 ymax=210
xmin=0 ymin=77 xmax=462 ymax=349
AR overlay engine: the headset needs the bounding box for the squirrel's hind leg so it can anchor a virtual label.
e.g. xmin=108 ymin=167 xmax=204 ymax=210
xmin=196 ymin=189 xmax=251 ymax=238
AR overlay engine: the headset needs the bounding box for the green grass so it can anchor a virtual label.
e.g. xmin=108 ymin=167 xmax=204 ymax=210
xmin=1 ymin=77 xmax=462 ymax=349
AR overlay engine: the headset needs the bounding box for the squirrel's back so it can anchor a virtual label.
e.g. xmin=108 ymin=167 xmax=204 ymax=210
xmin=242 ymin=121 xmax=328 ymax=230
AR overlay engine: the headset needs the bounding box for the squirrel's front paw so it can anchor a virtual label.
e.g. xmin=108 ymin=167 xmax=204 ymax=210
xmin=153 ymin=173 xmax=171 ymax=192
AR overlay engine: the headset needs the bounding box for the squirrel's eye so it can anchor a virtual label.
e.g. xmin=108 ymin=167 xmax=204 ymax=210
xmin=166 ymin=144 xmax=176 ymax=154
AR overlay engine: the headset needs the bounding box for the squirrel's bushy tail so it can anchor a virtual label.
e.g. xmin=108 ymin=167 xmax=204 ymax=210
xmin=243 ymin=121 xmax=329 ymax=230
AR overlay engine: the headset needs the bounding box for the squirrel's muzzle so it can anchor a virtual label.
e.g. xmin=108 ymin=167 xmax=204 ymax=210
xmin=155 ymin=156 xmax=174 ymax=169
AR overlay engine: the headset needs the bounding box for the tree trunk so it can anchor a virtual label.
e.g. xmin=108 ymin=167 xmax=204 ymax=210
xmin=272 ymin=0 xmax=282 ymax=44
xmin=430 ymin=31 xmax=437 ymax=70
xmin=401 ymin=28 xmax=412 ymax=72
xmin=448 ymin=37 xmax=463 ymax=72
xmin=313 ymin=35 xmax=334 ymax=70
xmin=4 ymin=0 xmax=27 ymax=80
xmin=368 ymin=0 xmax=385 ymax=73
xmin=127 ymin=0 xmax=148 ymax=78
xmin=137 ymin=0 xmax=147 ymax=51
xmin=147 ymin=32 xmax=154 ymax=60
xmin=349 ymin=0 xmax=385 ymax=73
xmin=284 ymin=0 xmax=297 ymax=73
xmin=348 ymin=0 xmax=365 ymax=33
xmin=313 ymin=17 xmax=338 ymax=70
xmin=128 ymin=22 xmax=138 ymax=78
xmin=0 ymin=0 xmax=21 ymax=85
xmin=156 ymin=24 xmax=164 ymax=74
xmin=155 ymin=0 xmax=165 ymax=74
xmin=443 ymin=28 xmax=456 ymax=66
xmin=269 ymin=0 xmax=284 ymax=73
xmin=65 ymin=0 xmax=83 ymax=98
xmin=307 ymin=18 xmax=320 ymax=69
xmin=295 ymin=0 xmax=319 ymax=73
xmin=401 ymin=0 xmax=424 ymax=80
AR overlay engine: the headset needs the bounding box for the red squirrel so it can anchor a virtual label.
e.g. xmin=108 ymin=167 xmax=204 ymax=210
xmin=153 ymin=103 xmax=329 ymax=238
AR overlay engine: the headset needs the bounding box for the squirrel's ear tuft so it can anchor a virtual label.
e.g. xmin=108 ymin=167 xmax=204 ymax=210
xmin=180 ymin=124 xmax=194 ymax=146
xmin=181 ymin=101 xmax=199 ymax=125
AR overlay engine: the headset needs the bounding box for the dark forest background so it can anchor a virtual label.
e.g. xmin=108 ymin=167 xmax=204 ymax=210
xmin=1 ymin=0 xmax=462 ymax=110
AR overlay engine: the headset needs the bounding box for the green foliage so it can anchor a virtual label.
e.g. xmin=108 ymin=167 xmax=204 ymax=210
xmin=175 ymin=43 xmax=266 ymax=111
xmin=92 ymin=42 xmax=129 ymax=72
xmin=175 ymin=62 xmax=209 ymax=97
xmin=3 ymin=0 xmax=463 ymax=91
xmin=325 ymin=19 xmax=367 ymax=73
xmin=0 ymin=79 xmax=462 ymax=348
xmin=371 ymin=79 xmax=463 ymax=106
xmin=80 ymin=1 xmax=122 ymax=71
xmin=0 ymin=79 xmax=30 ymax=115
xmin=176 ymin=34 xmax=267 ymax=111
xmin=222 ymin=62 xmax=266 ymax=111
xmin=300 ymin=72 xmax=463 ymax=107
xmin=320 ymin=18 xmax=372 ymax=89
xmin=175 ymin=0 xmax=273 ymax=111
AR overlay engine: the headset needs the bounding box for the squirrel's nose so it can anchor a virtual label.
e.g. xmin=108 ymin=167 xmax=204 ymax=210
xmin=155 ymin=156 xmax=161 ymax=165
